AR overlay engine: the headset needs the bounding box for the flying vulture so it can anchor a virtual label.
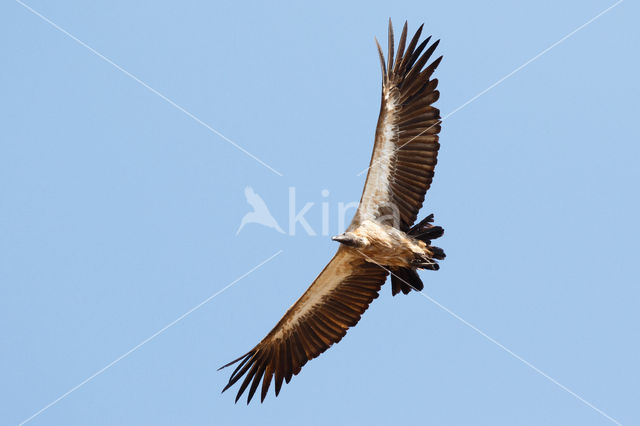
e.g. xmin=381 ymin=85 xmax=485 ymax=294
xmin=221 ymin=20 xmax=445 ymax=403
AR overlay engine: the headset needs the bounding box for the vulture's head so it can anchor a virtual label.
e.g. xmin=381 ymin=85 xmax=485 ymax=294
xmin=331 ymin=232 xmax=367 ymax=248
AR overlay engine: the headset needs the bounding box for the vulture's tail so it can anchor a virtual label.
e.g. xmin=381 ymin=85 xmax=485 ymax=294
xmin=391 ymin=214 xmax=445 ymax=296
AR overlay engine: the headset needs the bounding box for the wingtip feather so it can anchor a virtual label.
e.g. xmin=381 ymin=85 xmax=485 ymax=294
xmin=387 ymin=18 xmax=395 ymax=74
xmin=374 ymin=37 xmax=387 ymax=80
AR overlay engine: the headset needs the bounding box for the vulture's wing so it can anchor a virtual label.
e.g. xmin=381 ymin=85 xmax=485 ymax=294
xmin=220 ymin=247 xmax=388 ymax=403
xmin=353 ymin=21 xmax=442 ymax=232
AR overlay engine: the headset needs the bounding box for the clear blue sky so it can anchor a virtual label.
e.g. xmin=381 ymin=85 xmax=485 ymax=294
xmin=1 ymin=0 xmax=638 ymax=425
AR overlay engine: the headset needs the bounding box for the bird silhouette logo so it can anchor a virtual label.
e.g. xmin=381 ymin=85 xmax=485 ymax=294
xmin=236 ymin=186 xmax=285 ymax=235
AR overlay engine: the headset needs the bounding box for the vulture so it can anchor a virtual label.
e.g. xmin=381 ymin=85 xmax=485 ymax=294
xmin=221 ymin=20 xmax=445 ymax=403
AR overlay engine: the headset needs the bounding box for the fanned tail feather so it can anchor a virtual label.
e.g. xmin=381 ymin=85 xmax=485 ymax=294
xmin=391 ymin=214 xmax=445 ymax=296
xmin=391 ymin=267 xmax=423 ymax=296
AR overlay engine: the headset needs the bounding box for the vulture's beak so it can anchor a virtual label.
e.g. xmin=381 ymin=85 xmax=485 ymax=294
xmin=332 ymin=234 xmax=361 ymax=247
xmin=331 ymin=235 xmax=347 ymax=243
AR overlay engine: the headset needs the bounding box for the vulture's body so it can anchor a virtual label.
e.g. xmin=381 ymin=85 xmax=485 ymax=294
xmin=221 ymin=21 xmax=446 ymax=403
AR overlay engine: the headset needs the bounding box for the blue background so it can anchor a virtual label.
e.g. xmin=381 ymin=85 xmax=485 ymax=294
xmin=1 ymin=1 xmax=638 ymax=425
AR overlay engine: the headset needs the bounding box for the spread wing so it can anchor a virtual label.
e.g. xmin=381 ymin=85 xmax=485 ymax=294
xmin=220 ymin=247 xmax=388 ymax=403
xmin=353 ymin=21 xmax=442 ymax=232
